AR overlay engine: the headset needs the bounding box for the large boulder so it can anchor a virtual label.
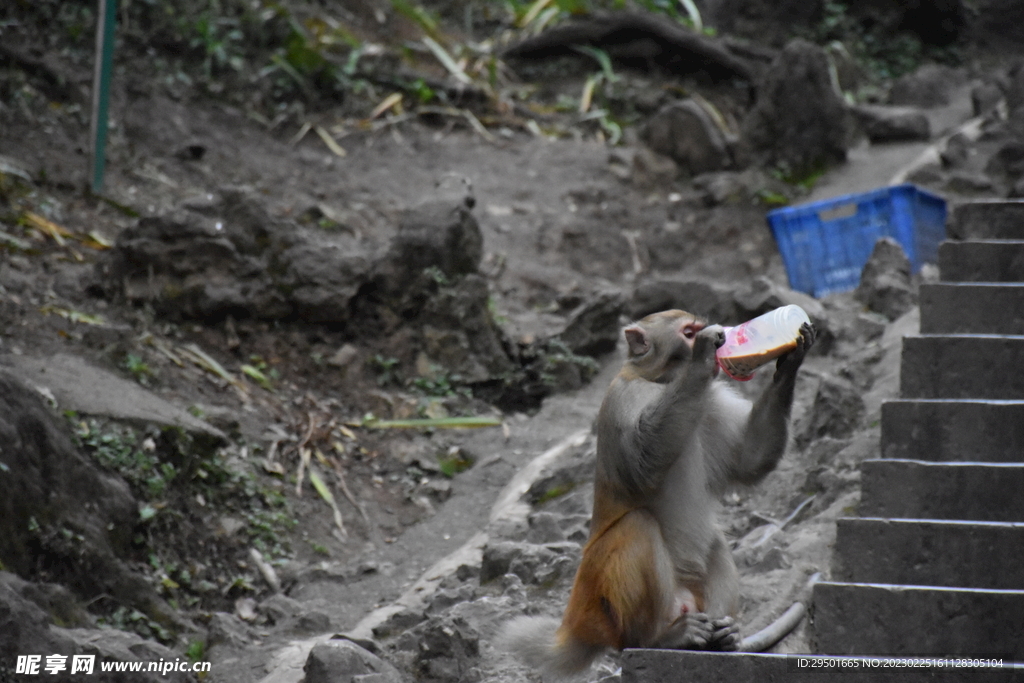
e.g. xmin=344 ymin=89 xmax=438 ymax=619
xmin=889 ymin=63 xmax=967 ymax=108
xmin=0 ymin=371 xmax=176 ymax=628
xmin=101 ymin=188 xmax=370 ymax=325
xmin=641 ymin=99 xmax=738 ymax=177
xmin=742 ymin=39 xmax=852 ymax=179
xmin=0 ymin=577 xmax=190 ymax=682
xmin=629 ymin=278 xmax=739 ymax=323
xmin=852 ymin=104 xmax=931 ymax=142
xmin=304 ymin=638 xmax=403 ymax=683
xmin=855 ymin=238 xmax=916 ymax=321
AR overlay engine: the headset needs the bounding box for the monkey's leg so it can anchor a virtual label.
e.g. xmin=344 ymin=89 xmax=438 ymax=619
xmin=562 ymin=510 xmax=678 ymax=651
xmin=651 ymin=588 xmax=717 ymax=650
xmin=700 ymin=533 xmax=741 ymax=651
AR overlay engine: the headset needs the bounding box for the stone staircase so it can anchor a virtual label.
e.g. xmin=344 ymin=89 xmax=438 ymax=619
xmin=622 ymin=200 xmax=1024 ymax=681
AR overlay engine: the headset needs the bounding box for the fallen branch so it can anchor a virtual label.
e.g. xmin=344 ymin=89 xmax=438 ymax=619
xmin=503 ymin=11 xmax=755 ymax=84
xmin=361 ymin=415 xmax=503 ymax=430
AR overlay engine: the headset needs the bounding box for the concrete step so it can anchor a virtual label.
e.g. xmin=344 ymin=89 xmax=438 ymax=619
xmin=948 ymin=199 xmax=1024 ymax=240
xmin=833 ymin=517 xmax=1024 ymax=589
xmin=901 ymin=335 xmax=1024 ymax=400
xmin=860 ymin=459 xmax=1024 ymax=521
xmin=812 ymin=581 xmax=1024 ymax=659
xmin=920 ymin=283 xmax=1024 ymax=335
xmin=621 ymin=650 xmax=1021 ymax=682
xmin=938 ymin=240 xmax=1024 ymax=282
xmin=881 ymin=399 xmax=1024 ymax=462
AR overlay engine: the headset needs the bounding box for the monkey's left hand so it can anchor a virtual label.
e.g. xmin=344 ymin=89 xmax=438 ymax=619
xmin=774 ymin=322 xmax=815 ymax=381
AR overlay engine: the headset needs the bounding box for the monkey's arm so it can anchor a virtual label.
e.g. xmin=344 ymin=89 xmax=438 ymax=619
xmin=603 ymin=326 xmax=725 ymax=498
xmin=729 ymin=323 xmax=815 ymax=485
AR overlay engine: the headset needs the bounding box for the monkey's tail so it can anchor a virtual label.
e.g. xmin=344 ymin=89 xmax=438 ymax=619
xmin=498 ymin=615 xmax=605 ymax=679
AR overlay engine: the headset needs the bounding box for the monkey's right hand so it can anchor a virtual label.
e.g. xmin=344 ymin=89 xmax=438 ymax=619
xmin=692 ymin=324 xmax=725 ymax=375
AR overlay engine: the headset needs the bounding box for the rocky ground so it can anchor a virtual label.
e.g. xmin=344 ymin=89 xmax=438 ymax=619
xmin=2 ymin=1 xmax=1024 ymax=682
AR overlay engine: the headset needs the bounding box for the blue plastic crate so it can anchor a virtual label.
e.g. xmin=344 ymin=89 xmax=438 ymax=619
xmin=767 ymin=184 xmax=948 ymax=298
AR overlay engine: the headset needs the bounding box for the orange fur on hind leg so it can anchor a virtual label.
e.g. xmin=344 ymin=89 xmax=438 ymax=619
xmin=558 ymin=509 xmax=676 ymax=651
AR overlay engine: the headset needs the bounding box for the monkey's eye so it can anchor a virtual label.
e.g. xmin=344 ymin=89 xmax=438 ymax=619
xmin=681 ymin=324 xmax=699 ymax=340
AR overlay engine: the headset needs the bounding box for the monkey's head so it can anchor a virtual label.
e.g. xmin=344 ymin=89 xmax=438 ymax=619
xmin=622 ymin=309 xmax=711 ymax=382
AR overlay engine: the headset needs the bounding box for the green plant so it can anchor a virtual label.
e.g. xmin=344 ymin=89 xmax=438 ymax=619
xmin=75 ymin=420 xmax=176 ymax=499
xmin=187 ymin=640 xmax=206 ymax=664
xmin=369 ymin=354 xmax=401 ymax=387
xmin=536 ymin=482 xmax=575 ymax=504
xmin=437 ymin=449 xmax=474 ymax=478
xmin=187 ymin=11 xmax=245 ymax=77
xmin=411 ymin=366 xmax=470 ymax=399
xmin=122 ymin=354 xmax=156 ymax=386
xmin=423 ymin=265 xmax=450 ymax=286
xmin=540 ymin=339 xmax=599 ymax=386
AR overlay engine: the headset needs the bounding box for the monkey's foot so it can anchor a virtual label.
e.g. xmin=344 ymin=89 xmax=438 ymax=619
xmin=654 ymin=613 xmax=741 ymax=651
xmin=707 ymin=616 xmax=741 ymax=651
xmin=655 ymin=612 xmax=715 ymax=650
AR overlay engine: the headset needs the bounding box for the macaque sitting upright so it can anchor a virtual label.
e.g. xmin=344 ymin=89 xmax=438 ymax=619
xmin=502 ymin=309 xmax=815 ymax=676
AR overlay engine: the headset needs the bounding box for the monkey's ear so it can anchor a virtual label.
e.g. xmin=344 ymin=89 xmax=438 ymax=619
xmin=624 ymin=325 xmax=650 ymax=357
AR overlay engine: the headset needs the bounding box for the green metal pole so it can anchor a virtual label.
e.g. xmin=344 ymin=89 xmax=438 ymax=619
xmin=89 ymin=0 xmax=117 ymax=194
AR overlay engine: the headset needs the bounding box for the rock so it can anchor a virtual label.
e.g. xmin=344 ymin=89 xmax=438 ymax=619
xmin=411 ymin=616 xmax=480 ymax=682
xmin=852 ymin=104 xmax=931 ymax=142
xmin=556 ymin=290 xmax=626 ymax=357
xmin=692 ymin=170 xmax=764 ymax=206
xmin=258 ymin=593 xmax=303 ymax=624
xmin=630 ymin=278 xmax=739 ymax=322
xmin=174 ymin=142 xmax=206 ymax=161
xmin=1006 ymin=61 xmax=1024 ymax=114
xmin=629 ymin=146 xmax=679 ymax=188
xmin=371 ymin=607 xmax=426 ymax=638
xmin=0 ymin=371 xmax=176 ymax=627
xmin=705 ymin=0 xmax=823 ymax=47
xmin=0 ymin=572 xmax=77 ymax=672
xmin=479 ymin=542 xmax=526 ymax=584
xmin=0 ymin=573 xmax=89 ymax=628
xmin=374 ymin=192 xmax=482 ymax=295
xmin=1011 ymin=177 xmax=1024 ymax=199
xmin=525 ymin=512 xmax=591 ymax=544
xmin=940 ymin=132 xmax=972 ymax=168
xmin=972 ymin=82 xmax=1005 ymax=117
xmin=742 ymin=39 xmax=852 ymax=179
xmin=945 ymin=170 xmax=996 ymax=194
xmin=525 ymin=458 xmax=594 ymax=506
xmin=102 ymin=187 xmax=370 ymax=325
xmin=60 ymin=626 xmax=197 ymax=682
xmin=421 ymin=478 xmax=453 ymax=503
xmin=524 ymin=512 xmax=567 ymax=544
xmin=640 ymin=99 xmax=737 ymax=176
xmin=480 ymin=541 xmax=580 ymax=585
xmin=418 ymin=275 xmax=516 ymax=383
xmin=753 ymin=546 xmax=791 ymax=572
xmin=797 ymin=375 xmax=866 ymax=446
xmin=905 ymin=163 xmax=946 ymax=187
xmin=969 ymin=0 xmax=1024 ymax=51
xmin=328 ymin=343 xmax=360 ymax=371
xmin=298 ymin=611 xmax=332 ymax=633
xmin=0 ymin=353 xmax=226 ymax=442
xmin=984 ymin=140 xmax=1024 ymax=181
xmin=855 ymin=238 xmax=915 ymax=320
xmin=206 ymin=612 xmax=252 ymax=648
xmin=889 ymin=63 xmax=965 ymax=108
xmin=426 ymin=584 xmax=476 ymax=615
xmin=303 ymin=638 xmax=404 ymax=683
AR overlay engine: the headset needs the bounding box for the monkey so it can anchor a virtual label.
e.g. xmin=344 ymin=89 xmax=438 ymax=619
xmin=501 ymin=309 xmax=815 ymax=677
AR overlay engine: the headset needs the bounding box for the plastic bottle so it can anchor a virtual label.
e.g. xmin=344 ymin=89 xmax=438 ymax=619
xmin=715 ymin=305 xmax=811 ymax=381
